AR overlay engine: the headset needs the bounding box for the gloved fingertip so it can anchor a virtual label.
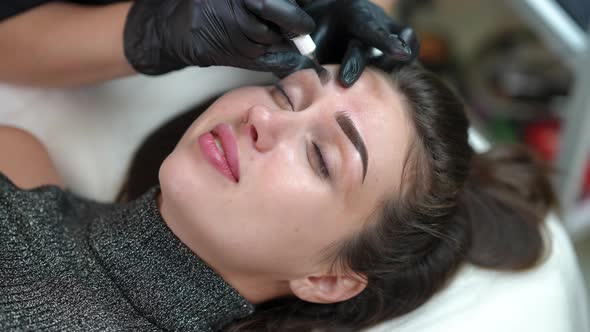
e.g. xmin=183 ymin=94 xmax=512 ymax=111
xmin=339 ymin=63 xmax=362 ymax=87
xmin=386 ymin=34 xmax=414 ymax=62
xmin=399 ymin=27 xmax=415 ymax=42
xmin=258 ymin=52 xmax=315 ymax=78
xmin=244 ymin=0 xmax=262 ymax=13
xmin=400 ymin=27 xmax=420 ymax=61
xmin=256 ymin=53 xmax=281 ymax=67
xmin=338 ymin=41 xmax=367 ymax=87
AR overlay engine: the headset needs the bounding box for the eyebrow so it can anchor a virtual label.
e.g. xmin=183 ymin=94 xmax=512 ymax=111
xmin=335 ymin=111 xmax=368 ymax=183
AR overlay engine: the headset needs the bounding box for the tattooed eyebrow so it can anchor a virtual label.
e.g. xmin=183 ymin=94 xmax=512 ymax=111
xmin=335 ymin=111 xmax=368 ymax=183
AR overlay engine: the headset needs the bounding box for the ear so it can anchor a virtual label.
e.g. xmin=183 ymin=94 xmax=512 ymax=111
xmin=289 ymin=272 xmax=367 ymax=304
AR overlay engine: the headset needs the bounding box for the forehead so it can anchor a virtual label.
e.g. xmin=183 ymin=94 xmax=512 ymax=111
xmin=349 ymin=69 xmax=412 ymax=200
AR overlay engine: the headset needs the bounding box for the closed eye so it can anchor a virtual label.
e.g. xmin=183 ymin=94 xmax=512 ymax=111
xmin=273 ymin=83 xmax=331 ymax=181
xmin=274 ymin=83 xmax=295 ymax=111
xmin=313 ymin=143 xmax=330 ymax=180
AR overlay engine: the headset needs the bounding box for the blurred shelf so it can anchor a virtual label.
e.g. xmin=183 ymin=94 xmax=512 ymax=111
xmin=505 ymin=0 xmax=590 ymax=239
xmin=569 ymin=197 xmax=590 ymax=241
xmin=411 ymin=0 xmax=590 ymax=239
xmin=505 ymin=0 xmax=588 ymax=69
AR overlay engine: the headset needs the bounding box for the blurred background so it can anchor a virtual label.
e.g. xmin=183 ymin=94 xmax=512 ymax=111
xmin=391 ymin=0 xmax=590 ymax=301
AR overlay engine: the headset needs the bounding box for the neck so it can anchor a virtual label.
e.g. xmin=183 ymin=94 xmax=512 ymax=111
xmin=218 ymin=271 xmax=292 ymax=304
xmin=91 ymin=188 xmax=253 ymax=329
xmin=157 ymin=193 xmax=292 ymax=304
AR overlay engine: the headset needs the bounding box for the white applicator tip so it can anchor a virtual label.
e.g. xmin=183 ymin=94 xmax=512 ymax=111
xmin=291 ymin=35 xmax=317 ymax=57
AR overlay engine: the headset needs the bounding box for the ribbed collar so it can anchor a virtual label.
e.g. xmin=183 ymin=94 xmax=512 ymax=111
xmin=88 ymin=187 xmax=253 ymax=331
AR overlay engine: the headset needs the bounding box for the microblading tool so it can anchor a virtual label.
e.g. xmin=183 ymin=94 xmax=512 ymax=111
xmin=282 ymin=0 xmax=330 ymax=84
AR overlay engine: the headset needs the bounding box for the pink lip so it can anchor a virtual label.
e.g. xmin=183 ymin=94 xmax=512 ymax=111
xmin=198 ymin=123 xmax=240 ymax=182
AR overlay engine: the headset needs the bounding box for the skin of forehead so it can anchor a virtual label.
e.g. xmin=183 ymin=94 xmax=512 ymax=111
xmin=322 ymin=67 xmax=410 ymax=220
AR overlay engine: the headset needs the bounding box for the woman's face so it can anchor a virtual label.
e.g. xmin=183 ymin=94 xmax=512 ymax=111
xmin=159 ymin=66 xmax=412 ymax=282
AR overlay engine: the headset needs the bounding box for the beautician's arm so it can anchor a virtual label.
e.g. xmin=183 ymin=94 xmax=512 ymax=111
xmin=371 ymin=0 xmax=397 ymax=14
xmin=0 ymin=126 xmax=64 ymax=189
xmin=0 ymin=0 xmax=396 ymax=87
xmin=0 ymin=2 xmax=134 ymax=87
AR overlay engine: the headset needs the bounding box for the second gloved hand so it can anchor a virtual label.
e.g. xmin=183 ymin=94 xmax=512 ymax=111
xmin=304 ymin=0 xmax=420 ymax=87
xmin=124 ymin=0 xmax=317 ymax=76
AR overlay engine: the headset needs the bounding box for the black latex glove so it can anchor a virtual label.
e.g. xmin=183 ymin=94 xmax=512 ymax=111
xmin=303 ymin=0 xmax=420 ymax=87
xmin=124 ymin=0 xmax=318 ymax=77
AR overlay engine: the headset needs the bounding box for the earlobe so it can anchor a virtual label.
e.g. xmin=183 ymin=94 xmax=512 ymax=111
xmin=289 ymin=273 xmax=367 ymax=304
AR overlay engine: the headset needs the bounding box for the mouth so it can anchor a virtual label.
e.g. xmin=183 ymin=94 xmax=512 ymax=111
xmin=197 ymin=123 xmax=240 ymax=182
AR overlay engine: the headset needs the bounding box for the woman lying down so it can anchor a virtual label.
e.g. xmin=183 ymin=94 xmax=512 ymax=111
xmin=0 ymin=65 xmax=554 ymax=331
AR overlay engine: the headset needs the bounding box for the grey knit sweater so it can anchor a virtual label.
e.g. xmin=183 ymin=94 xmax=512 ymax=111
xmin=0 ymin=173 xmax=254 ymax=331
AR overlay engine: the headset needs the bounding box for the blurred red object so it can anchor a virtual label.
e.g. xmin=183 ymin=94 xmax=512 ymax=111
xmin=524 ymin=118 xmax=590 ymax=195
xmin=524 ymin=118 xmax=560 ymax=161
xmin=417 ymin=32 xmax=450 ymax=69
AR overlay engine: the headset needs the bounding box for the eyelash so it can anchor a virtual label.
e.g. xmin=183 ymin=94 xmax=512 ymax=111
xmin=275 ymin=84 xmax=294 ymax=111
xmin=274 ymin=84 xmax=330 ymax=180
xmin=313 ymin=143 xmax=330 ymax=179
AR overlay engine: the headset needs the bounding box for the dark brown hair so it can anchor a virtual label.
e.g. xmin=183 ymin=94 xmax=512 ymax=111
xmin=118 ymin=65 xmax=555 ymax=331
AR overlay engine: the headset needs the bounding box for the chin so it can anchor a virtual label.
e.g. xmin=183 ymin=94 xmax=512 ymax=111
xmin=159 ymin=152 xmax=197 ymax=197
xmin=160 ymin=149 xmax=227 ymax=207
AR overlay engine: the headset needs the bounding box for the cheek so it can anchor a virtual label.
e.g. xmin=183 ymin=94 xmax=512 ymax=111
xmin=159 ymin=142 xmax=328 ymax=232
xmin=242 ymin=149 xmax=320 ymax=214
xmin=245 ymin=165 xmax=343 ymax=243
xmin=160 ymin=152 xmax=334 ymax=273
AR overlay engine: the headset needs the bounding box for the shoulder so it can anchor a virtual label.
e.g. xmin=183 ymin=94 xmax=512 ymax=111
xmin=0 ymin=126 xmax=64 ymax=189
xmin=0 ymin=170 xmax=70 ymax=228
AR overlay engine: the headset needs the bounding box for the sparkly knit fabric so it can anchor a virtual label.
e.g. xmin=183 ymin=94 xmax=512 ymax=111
xmin=0 ymin=173 xmax=253 ymax=331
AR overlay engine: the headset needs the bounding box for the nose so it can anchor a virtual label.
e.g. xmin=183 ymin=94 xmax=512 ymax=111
xmin=246 ymin=104 xmax=294 ymax=152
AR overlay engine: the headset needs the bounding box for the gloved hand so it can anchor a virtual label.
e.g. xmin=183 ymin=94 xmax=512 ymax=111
xmin=303 ymin=0 xmax=420 ymax=87
xmin=124 ymin=0 xmax=318 ymax=77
